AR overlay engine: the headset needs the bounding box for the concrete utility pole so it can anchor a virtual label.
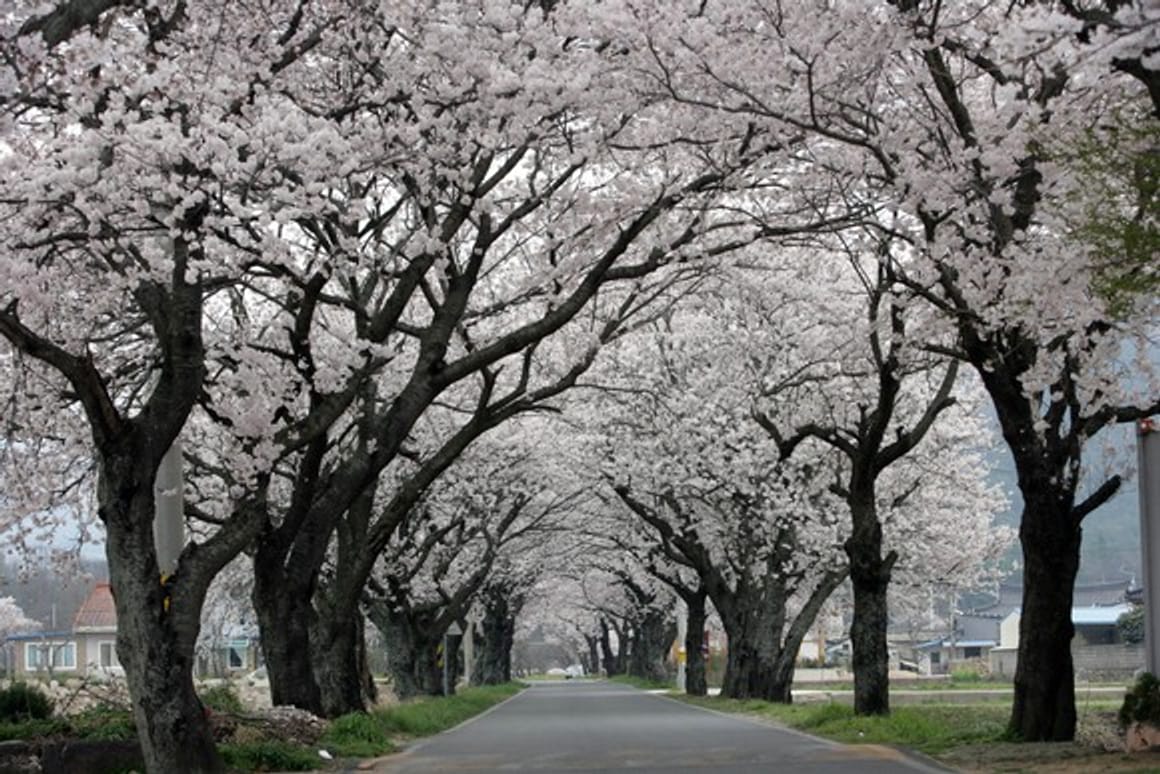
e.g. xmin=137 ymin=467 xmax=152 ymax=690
xmin=444 ymin=622 xmax=463 ymax=696
xmin=1138 ymin=419 xmax=1160 ymax=674
xmin=153 ymin=440 xmax=184 ymax=576
xmin=676 ymin=599 xmax=687 ymax=693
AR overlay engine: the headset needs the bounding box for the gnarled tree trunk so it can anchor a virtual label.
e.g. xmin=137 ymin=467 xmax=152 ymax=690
xmin=312 ymin=611 xmax=376 ymax=717
xmin=627 ymin=609 xmax=674 ymax=683
xmin=102 ymin=460 xmax=222 ymax=773
xmin=473 ymin=592 xmax=515 ymax=685
xmin=252 ymin=543 xmax=322 ymax=714
xmin=846 ymin=496 xmax=894 ymax=717
xmin=1011 ymin=501 xmax=1081 ymax=740
xmin=719 ymin=590 xmax=794 ymax=703
xmin=369 ymin=603 xmax=444 ymax=699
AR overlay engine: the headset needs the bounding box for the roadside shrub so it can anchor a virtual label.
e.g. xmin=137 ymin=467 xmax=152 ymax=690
xmin=200 ymin=683 xmax=244 ymax=714
xmin=320 ymin=712 xmax=393 ymax=757
xmin=1120 ymin=672 xmax=1160 ymax=729
xmin=218 ymin=741 xmax=320 ymax=772
xmin=1118 ymin=606 xmax=1145 ymax=645
xmin=0 ymin=682 xmax=54 ymax=721
xmin=69 ymin=703 xmax=137 ymax=741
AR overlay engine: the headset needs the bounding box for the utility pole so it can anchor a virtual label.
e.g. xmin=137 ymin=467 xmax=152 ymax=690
xmin=1138 ymin=419 xmax=1160 ymax=674
xmin=443 ymin=622 xmax=463 ymax=696
xmin=676 ymin=598 xmax=687 ymax=693
xmin=153 ymin=440 xmax=184 ymax=577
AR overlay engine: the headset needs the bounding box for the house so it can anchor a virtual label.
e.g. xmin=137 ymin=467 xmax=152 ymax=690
xmin=990 ymin=602 xmax=1143 ymax=678
xmin=72 ymin=582 xmax=121 ymax=674
xmin=9 ymin=583 xmax=120 ymax=678
xmin=8 ymin=582 xmax=260 ymax=679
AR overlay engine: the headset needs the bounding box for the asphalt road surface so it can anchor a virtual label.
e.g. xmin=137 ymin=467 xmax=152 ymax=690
xmin=373 ymin=680 xmax=949 ymax=773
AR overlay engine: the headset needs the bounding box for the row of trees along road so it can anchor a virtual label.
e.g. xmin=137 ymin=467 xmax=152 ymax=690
xmin=567 ymin=258 xmax=1012 ymax=709
xmin=0 ymin=1 xmax=1155 ymax=770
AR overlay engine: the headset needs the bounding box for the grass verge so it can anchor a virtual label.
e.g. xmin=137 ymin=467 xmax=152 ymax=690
xmin=320 ymin=682 xmax=523 ymax=758
xmin=608 ymin=675 xmax=675 ymax=691
xmin=676 ymin=695 xmax=1009 ymax=755
xmin=219 ymin=740 xmax=323 ymax=772
xmin=0 ymin=683 xmax=523 ymax=771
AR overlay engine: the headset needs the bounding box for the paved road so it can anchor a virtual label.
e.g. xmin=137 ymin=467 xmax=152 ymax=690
xmin=373 ymin=680 xmax=949 ymax=773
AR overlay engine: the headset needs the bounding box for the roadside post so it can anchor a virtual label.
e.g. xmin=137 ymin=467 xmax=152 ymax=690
xmin=676 ymin=598 xmax=687 ymax=692
xmin=1138 ymin=419 xmax=1160 ymax=674
xmin=444 ymin=622 xmax=463 ymax=696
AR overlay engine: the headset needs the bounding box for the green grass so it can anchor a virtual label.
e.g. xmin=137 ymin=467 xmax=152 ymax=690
xmin=318 ymin=683 xmax=522 ymax=759
xmin=375 ymin=683 xmax=521 ymax=736
xmin=219 ymin=740 xmax=322 ymax=772
xmin=0 ymin=717 xmax=68 ymax=740
xmin=319 ymin=711 xmax=397 ymax=758
xmin=678 ymin=696 xmax=1010 ymax=755
xmin=608 ymin=675 xmax=675 ymax=691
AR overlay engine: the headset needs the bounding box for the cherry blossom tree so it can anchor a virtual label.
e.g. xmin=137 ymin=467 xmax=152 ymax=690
xmin=0 ymin=596 xmax=38 ymax=640
xmin=567 ymin=254 xmax=1009 ymax=706
xmin=364 ymin=440 xmax=576 ymax=698
xmin=0 ymin=2 xmax=358 ymax=768
xmin=624 ymin=0 xmax=1154 ymax=739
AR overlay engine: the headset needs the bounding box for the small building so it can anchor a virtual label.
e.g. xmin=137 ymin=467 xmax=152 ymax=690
xmin=7 ymin=582 xmax=260 ymax=679
xmin=990 ymin=603 xmax=1142 ymax=678
xmin=8 ymin=583 xmax=120 ymax=678
xmin=915 ymin=638 xmax=998 ymax=674
xmin=72 ymin=583 xmax=121 ymax=675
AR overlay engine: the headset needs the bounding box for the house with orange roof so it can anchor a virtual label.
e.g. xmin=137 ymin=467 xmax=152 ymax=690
xmin=8 ymin=582 xmax=120 ymax=677
xmin=8 ymin=581 xmax=261 ymax=679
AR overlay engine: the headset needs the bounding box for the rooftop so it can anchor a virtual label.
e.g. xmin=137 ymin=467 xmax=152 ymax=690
xmin=73 ymin=583 xmax=117 ymax=632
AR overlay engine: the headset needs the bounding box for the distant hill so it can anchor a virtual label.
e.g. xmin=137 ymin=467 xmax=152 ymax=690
xmin=987 ymin=422 xmax=1141 ymax=586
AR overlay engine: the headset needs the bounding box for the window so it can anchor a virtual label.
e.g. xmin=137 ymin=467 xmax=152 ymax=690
xmin=929 ymin=651 xmax=941 ymax=665
xmin=98 ymin=641 xmax=121 ymax=669
xmin=226 ymin=641 xmax=247 ymax=670
xmin=963 ymin=646 xmax=982 ymax=659
xmin=25 ymin=642 xmax=76 ymax=671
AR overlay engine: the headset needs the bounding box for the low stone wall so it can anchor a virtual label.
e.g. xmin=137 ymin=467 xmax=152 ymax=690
xmin=1073 ymin=643 xmax=1144 ymax=682
xmin=989 ymin=643 xmax=1143 ymax=682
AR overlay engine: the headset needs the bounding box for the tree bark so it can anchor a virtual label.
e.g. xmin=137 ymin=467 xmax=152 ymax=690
xmin=369 ymin=604 xmax=444 ymax=699
xmin=719 ymin=595 xmax=794 ymax=703
xmin=583 ymin=635 xmax=600 ymax=678
xmin=312 ymin=612 xmax=376 ymax=717
xmin=252 ymin=544 xmax=322 ymax=714
xmin=1008 ymin=496 xmax=1083 ymax=740
xmin=683 ymin=590 xmax=708 ymax=697
xmin=627 ymin=609 xmax=674 ymax=683
xmin=473 ymin=592 xmax=515 ymax=685
xmin=102 ymin=463 xmax=222 ymax=773
xmin=846 ymin=498 xmax=893 ymax=717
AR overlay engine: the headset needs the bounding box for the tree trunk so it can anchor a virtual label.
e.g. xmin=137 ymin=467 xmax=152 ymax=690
xmin=684 ymin=590 xmax=708 ymax=697
xmin=720 ymin=624 xmax=794 ymax=702
xmin=585 ymin=635 xmax=601 ymax=677
xmin=627 ymin=609 xmax=674 ymax=683
xmin=370 ymin=604 xmax=443 ymax=699
xmin=474 ymin=593 xmax=515 ymax=686
xmin=312 ymin=611 xmax=376 ymax=717
xmin=1009 ymin=497 xmax=1082 ymax=740
xmin=615 ymin=622 xmax=630 ymax=676
xmin=252 ymin=544 xmax=322 ymax=714
xmin=718 ymin=585 xmax=794 ymax=703
xmin=103 ymin=478 xmax=222 ymax=773
xmin=846 ymin=501 xmax=893 ymax=717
